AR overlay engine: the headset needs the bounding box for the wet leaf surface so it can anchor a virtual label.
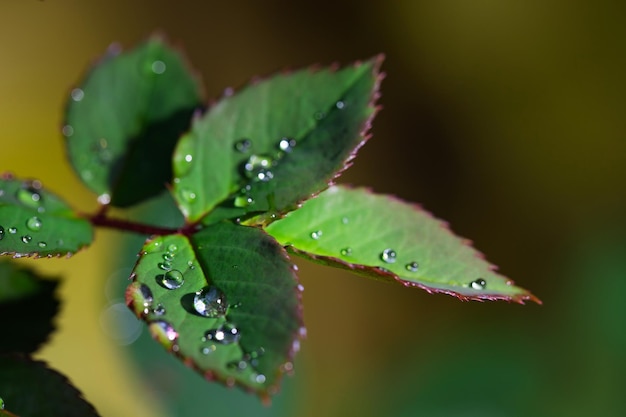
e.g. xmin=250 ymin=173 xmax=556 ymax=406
xmin=127 ymin=222 xmax=302 ymax=399
xmin=64 ymin=36 xmax=203 ymax=207
xmin=172 ymin=57 xmax=382 ymax=223
xmin=266 ymin=185 xmax=540 ymax=303
xmin=0 ymin=176 xmax=93 ymax=258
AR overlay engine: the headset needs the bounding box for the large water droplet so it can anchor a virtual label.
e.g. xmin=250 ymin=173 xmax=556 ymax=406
xmin=193 ymin=286 xmax=228 ymax=317
xmin=0 ymin=226 xmax=4 ymax=241
xmin=16 ymin=181 xmax=43 ymax=209
xmin=253 ymin=374 xmax=266 ymax=384
xmin=380 ymin=248 xmax=397 ymax=264
xmin=340 ymin=247 xmax=352 ymax=256
xmin=234 ymin=139 xmax=252 ymax=153
xmin=8 ymin=227 xmax=17 ymax=234
xmin=310 ymin=230 xmax=322 ymax=240
xmin=160 ymin=269 xmax=184 ymax=290
xmin=71 ymin=88 xmax=84 ymax=102
xmin=21 ymin=235 xmax=32 ymax=244
xmin=26 ymin=216 xmax=42 ymax=231
xmin=243 ymin=154 xmax=274 ymax=182
xmin=470 ymin=278 xmax=486 ymax=290
xmin=151 ymin=60 xmax=166 ymax=74
xmin=405 ymin=261 xmax=419 ymax=272
xmin=278 ymin=137 xmax=296 ymax=152
xmin=204 ymin=322 xmax=240 ymax=344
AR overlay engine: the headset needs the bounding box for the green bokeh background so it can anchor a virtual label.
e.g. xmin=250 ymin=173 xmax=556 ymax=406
xmin=1 ymin=1 xmax=625 ymax=416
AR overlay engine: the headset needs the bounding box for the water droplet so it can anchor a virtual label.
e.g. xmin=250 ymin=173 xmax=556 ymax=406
xmin=380 ymin=248 xmax=397 ymax=264
xmin=314 ymin=111 xmax=326 ymax=120
xmin=234 ymin=139 xmax=252 ymax=153
xmin=16 ymin=181 xmax=43 ymax=209
xmin=243 ymin=154 xmax=274 ymax=182
xmin=340 ymin=247 xmax=352 ymax=256
xmin=151 ymin=60 xmax=166 ymax=74
xmin=97 ymin=193 xmax=111 ymax=205
xmin=149 ymin=320 xmax=179 ymax=347
xmin=227 ymin=360 xmax=248 ymax=371
xmin=167 ymin=244 xmax=178 ymax=253
xmin=297 ymin=283 xmax=304 ymax=292
xmin=204 ymin=323 xmax=240 ymax=344
xmin=278 ymin=137 xmax=297 ymax=152
xmin=311 ymin=230 xmax=322 ymax=240
xmin=21 ymin=235 xmax=32 ymax=244
xmin=158 ymin=261 xmax=172 ymax=271
xmin=160 ymin=269 xmax=184 ymax=290
xmin=193 ymin=286 xmax=228 ymax=317
xmin=405 ymin=261 xmax=419 ymax=272
xmin=71 ymin=88 xmax=84 ymax=102
xmin=234 ymin=195 xmax=255 ymax=208
xmin=201 ymin=345 xmax=217 ymax=355
xmin=26 ymin=216 xmax=42 ymax=231
xmin=153 ymin=303 xmax=166 ymax=316
xmin=187 ymin=260 xmax=195 ymax=270
xmin=38 ymin=241 xmax=47 ymax=248
xmin=341 ymin=217 xmax=349 ymax=224
xmin=8 ymin=227 xmax=17 ymax=234
xmin=62 ymin=125 xmax=74 ymax=137
xmin=470 ymin=278 xmax=486 ymax=290
xmin=163 ymin=252 xmax=174 ymax=262
xmin=184 ymin=154 xmax=193 ymax=163
xmin=336 ymin=100 xmax=345 ymax=109
xmin=180 ymin=188 xmax=197 ymax=202
xmin=0 ymin=226 xmax=4 ymax=240
xmin=138 ymin=284 xmax=154 ymax=308
xmin=254 ymin=374 xmax=266 ymax=384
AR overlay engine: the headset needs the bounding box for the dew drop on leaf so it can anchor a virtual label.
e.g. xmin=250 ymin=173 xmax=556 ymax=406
xmin=151 ymin=60 xmax=166 ymax=74
xmin=21 ymin=235 xmax=32 ymax=244
xmin=26 ymin=216 xmax=42 ymax=231
xmin=0 ymin=226 xmax=4 ymax=240
xmin=380 ymin=248 xmax=397 ymax=264
xmin=180 ymin=188 xmax=197 ymax=203
xmin=243 ymin=154 xmax=274 ymax=182
xmin=278 ymin=137 xmax=297 ymax=152
xmin=193 ymin=285 xmax=227 ymax=317
xmin=162 ymin=252 xmax=174 ymax=262
xmin=336 ymin=100 xmax=346 ymax=109
xmin=340 ymin=247 xmax=352 ymax=256
xmin=470 ymin=278 xmax=487 ymax=290
xmin=38 ymin=242 xmax=47 ymax=248
xmin=310 ymin=230 xmax=322 ymax=240
xmin=204 ymin=323 xmax=240 ymax=344
xmin=8 ymin=227 xmax=17 ymax=234
xmin=234 ymin=195 xmax=255 ymax=208
xmin=405 ymin=261 xmax=419 ymax=272
xmin=158 ymin=261 xmax=172 ymax=271
xmin=160 ymin=269 xmax=184 ymax=290
xmin=167 ymin=244 xmax=178 ymax=253
xmin=16 ymin=181 xmax=43 ymax=209
xmin=201 ymin=345 xmax=217 ymax=355
xmin=227 ymin=360 xmax=248 ymax=371
xmin=234 ymin=139 xmax=252 ymax=153
xmin=153 ymin=303 xmax=166 ymax=316
xmin=71 ymin=88 xmax=85 ymax=102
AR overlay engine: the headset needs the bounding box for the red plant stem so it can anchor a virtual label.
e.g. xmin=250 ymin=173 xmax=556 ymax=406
xmin=87 ymin=212 xmax=191 ymax=236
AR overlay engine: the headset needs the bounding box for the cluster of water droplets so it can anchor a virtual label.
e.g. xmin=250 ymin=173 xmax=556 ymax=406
xmin=0 ymin=182 xmax=52 ymax=249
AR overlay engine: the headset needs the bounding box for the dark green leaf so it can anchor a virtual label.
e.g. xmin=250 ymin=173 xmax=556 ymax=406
xmin=0 ymin=261 xmax=60 ymax=354
xmin=172 ymin=57 xmax=382 ymax=223
xmin=266 ymin=185 xmax=540 ymax=303
xmin=0 ymin=355 xmax=100 ymax=417
xmin=0 ymin=176 xmax=93 ymax=258
xmin=126 ymin=222 xmax=302 ymax=399
xmin=64 ymin=36 xmax=203 ymax=207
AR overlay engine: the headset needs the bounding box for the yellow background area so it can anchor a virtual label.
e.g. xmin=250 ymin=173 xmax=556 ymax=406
xmin=2 ymin=1 xmax=626 ymax=416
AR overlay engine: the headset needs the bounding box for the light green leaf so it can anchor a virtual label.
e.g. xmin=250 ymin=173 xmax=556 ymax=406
xmin=266 ymin=185 xmax=540 ymax=303
xmin=172 ymin=57 xmax=382 ymax=223
xmin=0 ymin=176 xmax=93 ymax=258
xmin=64 ymin=36 xmax=203 ymax=207
xmin=126 ymin=222 xmax=302 ymax=399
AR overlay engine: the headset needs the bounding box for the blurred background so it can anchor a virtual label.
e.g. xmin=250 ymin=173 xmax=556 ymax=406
xmin=2 ymin=0 xmax=626 ymax=416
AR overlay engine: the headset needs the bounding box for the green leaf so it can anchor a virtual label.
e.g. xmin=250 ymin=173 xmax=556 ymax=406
xmin=126 ymin=222 xmax=302 ymax=399
xmin=0 ymin=261 xmax=60 ymax=354
xmin=172 ymin=56 xmax=382 ymax=223
xmin=0 ymin=355 xmax=100 ymax=417
xmin=0 ymin=176 xmax=93 ymax=258
xmin=265 ymin=185 xmax=540 ymax=304
xmin=64 ymin=36 xmax=203 ymax=207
